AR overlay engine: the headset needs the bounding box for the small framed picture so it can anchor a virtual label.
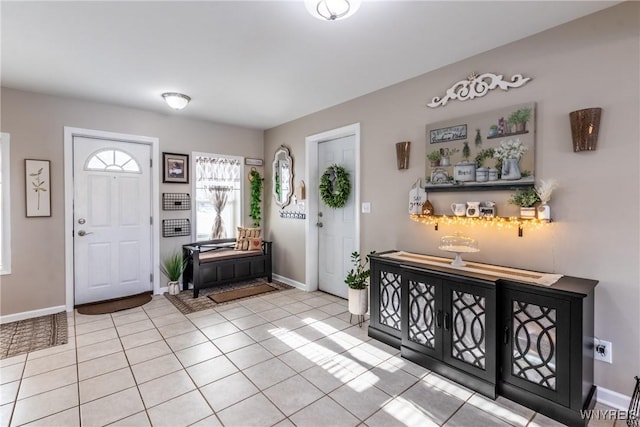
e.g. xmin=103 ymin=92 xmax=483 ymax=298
xmin=163 ymin=152 xmax=189 ymax=184
xmin=25 ymin=159 xmax=51 ymax=217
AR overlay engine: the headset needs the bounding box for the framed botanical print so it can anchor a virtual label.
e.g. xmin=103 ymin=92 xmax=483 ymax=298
xmin=25 ymin=159 xmax=51 ymax=217
xmin=163 ymin=152 xmax=189 ymax=184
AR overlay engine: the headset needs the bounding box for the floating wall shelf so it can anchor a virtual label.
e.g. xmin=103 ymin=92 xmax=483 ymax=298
xmin=409 ymin=214 xmax=550 ymax=237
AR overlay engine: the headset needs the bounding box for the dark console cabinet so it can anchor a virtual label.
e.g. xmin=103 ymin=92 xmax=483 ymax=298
xmin=368 ymin=252 xmax=597 ymax=427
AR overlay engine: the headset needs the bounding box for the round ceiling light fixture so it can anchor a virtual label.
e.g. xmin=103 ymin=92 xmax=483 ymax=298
xmin=305 ymin=0 xmax=361 ymax=21
xmin=161 ymin=92 xmax=191 ymax=110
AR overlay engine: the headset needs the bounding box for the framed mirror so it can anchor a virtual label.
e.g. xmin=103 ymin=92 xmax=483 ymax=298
xmin=272 ymin=145 xmax=294 ymax=207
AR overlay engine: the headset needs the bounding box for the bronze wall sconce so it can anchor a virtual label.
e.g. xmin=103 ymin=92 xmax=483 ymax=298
xmin=570 ymin=108 xmax=602 ymax=152
xmin=396 ymin=141 xmax=411 ymax=169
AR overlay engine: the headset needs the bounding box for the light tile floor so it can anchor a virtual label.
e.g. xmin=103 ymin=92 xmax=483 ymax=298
xmin=0 ymin=288 xmax=621 ymax=427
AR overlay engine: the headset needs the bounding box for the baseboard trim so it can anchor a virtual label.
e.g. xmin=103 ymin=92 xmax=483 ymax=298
xmin=273 ymin=274 xmax=307 ymax=291
xmin=0 ymin=305 xmax=67 ymax=324
xmin=597 ymin=385 xmax=632 ymax=411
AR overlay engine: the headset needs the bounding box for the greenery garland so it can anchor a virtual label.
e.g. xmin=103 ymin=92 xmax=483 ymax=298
xmin=319 ymin=164 xmax=351 ymax=208
xmin=248 ymin=169 xmax=263 ymax=227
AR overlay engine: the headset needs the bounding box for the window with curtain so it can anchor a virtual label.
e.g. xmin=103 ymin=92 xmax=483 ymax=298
xmin=194 ymin=154 xmax=242 ymax=241
xmin=0 ymin=133 xmax=11 ymax=275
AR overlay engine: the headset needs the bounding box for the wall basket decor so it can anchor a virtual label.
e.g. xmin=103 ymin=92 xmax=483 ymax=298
xmin=162 ymin=218 xmax=191 ymax=237
xmin=395 ymin=141 xmax=411 ymax=170
xmin=569 ymin=108 xmax=602 ymax=152
xmin=427 ymin=72 xmax=532 ymax=108
xmin=162 ymin=193 xmax=191 ymax=210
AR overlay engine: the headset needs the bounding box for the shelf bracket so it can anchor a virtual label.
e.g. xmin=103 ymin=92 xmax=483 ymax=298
xmin=435 ymin=223 xmax=439 ymax=231
xmin=518 ymin=224 xmax=524 ymax=237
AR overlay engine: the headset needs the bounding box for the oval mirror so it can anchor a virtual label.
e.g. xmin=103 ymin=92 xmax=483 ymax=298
xmin=272 ymin=145 xmax=294 ymax=207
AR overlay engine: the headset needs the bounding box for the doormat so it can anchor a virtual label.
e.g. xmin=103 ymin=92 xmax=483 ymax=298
xmin=209 ymin=284 xmax=277 ymax=303
xmin=165 ymin=279 xmax=292 ymax=314
xmin=1 ymin=312 xmax=68 ymax=359
xmin=76 ymin=292 xmax=152 ymax=315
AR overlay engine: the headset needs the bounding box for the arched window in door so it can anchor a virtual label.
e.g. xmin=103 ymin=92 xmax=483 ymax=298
xmin=85 ymin=149 xmax=141 ymax=173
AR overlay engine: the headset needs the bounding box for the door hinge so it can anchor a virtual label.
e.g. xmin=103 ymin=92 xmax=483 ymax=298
xmin=150 ymin=273 xmax=153 ymax=283
xmin=150 ymin=216 xmax=153 ymax=225
xmin=150 ymin=159 xmax=152 ymax=167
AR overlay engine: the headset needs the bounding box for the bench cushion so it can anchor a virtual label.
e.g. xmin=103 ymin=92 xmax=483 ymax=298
xmin=199 ymin=248 xmax=262 ymax=263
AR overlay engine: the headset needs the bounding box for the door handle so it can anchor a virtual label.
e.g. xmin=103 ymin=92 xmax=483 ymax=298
xmin=503 ymin=325 xmax=510 ymax=345
xmin=436 ymin=310 xmax=443 ymax=328
xmin=444 ymin=312 xmax=451 ymax=331
xmin=77 ymin=230 xmax=93 ymax=236
xmin=316 ymin=222 xmax=323 ymax=228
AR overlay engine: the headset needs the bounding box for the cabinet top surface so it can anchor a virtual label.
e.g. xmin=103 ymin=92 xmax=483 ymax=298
xmin=371 ymin=250 xmax=598 ymax=297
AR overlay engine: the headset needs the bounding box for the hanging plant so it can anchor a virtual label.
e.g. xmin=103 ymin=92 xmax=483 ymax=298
xmin=319 ymin=164 xmax=351 ymax=209
xmin=248 ymin=168 xmax=263 ymax=227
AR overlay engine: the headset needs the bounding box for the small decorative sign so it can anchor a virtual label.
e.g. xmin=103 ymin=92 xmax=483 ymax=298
xmin=427 ymin=72 xmax=532 ymax=108
xmin=430 ymin=124 xmax=467 ymax=144
xmin=245 ymin=158 xmax=264 ymax=166
xmin=25 ymin=159 xmax=51 ymax=217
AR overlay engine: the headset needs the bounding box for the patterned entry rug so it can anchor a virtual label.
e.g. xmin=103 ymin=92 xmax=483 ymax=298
xmin=165 ymin=278 xmax=292 ymax=314
xmin=0 ymin=312 xmax=68 ymax=359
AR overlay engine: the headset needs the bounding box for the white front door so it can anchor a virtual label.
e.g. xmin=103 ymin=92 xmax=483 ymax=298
xmin=73 ymin=137 xmax=152 ymax=305
xmin=317 ymin=135 xmax=356 ymax=299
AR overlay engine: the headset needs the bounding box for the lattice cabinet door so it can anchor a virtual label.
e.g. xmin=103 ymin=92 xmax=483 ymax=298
xmin=442 ymin=279 xmax=497 ymax=383
xmin=401 ymin=270 xmax=443 ymax=360
xmin=369 ymin=261 xmax=403 ymax=343
xmin=500 ymin=288 xmax=571 ymax=406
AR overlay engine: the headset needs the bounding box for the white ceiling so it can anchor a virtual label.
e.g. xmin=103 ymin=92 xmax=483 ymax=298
xmin=1 ymin=1 xmax=618 ymax=130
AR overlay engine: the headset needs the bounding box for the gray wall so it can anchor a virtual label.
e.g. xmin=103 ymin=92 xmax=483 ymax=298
xmin=0 ymin=88 xmax=264 ymax=314
xmin=264 ymin=3 xmax=639 ymax=396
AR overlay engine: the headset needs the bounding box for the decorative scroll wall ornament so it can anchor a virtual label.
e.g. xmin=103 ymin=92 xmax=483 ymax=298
xmin=427 ymin=72 xmax=532 ymax=108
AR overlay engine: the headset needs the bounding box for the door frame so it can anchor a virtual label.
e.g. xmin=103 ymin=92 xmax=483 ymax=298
xmin=63 ymin=127 xmax=160 ymax=311
xmin=304 ymin=123 xmax=360 ymax=292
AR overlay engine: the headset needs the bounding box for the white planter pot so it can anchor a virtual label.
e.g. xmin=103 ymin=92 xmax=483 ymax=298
xmin=168 ymin=281 xmax=181 ymax=295
xmin=348 ymin=288 xmax=368 ymax=315
xmin=537 ymin=204 xmax=551 ymax=220
xmin=520 ymin=207 xmax=536 ymax=218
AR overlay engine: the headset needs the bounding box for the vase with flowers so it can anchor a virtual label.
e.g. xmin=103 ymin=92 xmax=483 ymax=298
xmin=493 ymin=138 xmax=528 ymax=180
xmin=535 ymin=179 xmax=558 ymax=220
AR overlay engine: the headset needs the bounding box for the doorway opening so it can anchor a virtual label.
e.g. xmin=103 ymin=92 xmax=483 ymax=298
xmin=64 ymin=127 xmax=160 ymax=311
xmin=305 ymin=123 xmax=360 ymax=297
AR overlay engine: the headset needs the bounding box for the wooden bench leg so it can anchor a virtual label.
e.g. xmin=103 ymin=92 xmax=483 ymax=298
xmin=194 ymin=288 xmax=200 ymax=298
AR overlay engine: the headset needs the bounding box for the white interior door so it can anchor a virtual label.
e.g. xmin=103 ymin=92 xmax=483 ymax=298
xmin=73 ymin=137 xmax=152 ymax=305
xmin=318 ymin=135 xmax=356 ymax=299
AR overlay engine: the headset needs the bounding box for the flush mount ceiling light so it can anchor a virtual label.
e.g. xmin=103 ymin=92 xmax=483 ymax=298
xmin=305 ymin=0 xmax=361 ymax=21
xmin=161 ymin=92 xmax=191 ymax=110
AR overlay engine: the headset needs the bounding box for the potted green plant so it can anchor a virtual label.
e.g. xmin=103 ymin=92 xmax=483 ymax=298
xmin=427 ymin=150 xmax=442 ymax=167
xmin=345 ymin=251 xmax=372 ymax=324
xmin=507 ymin=108 xmax=532 ymax=133
xmin=488 ymin=124 xmax=499 ymax=137
xmin=161 ymin=252 xmax=187 ymax=295
xmin=509 ymin=187 xmax=540 ymax=218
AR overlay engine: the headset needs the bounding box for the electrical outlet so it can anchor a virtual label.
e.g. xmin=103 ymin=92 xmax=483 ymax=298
xmin=361 ymin=202 xmax=371 ymax=213
xmin=594 ymin=339 xmax=612 ymax=363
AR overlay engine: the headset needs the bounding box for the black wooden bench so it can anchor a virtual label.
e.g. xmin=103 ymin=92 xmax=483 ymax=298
xmin=182 ymin=238 xmax=272 ymax=298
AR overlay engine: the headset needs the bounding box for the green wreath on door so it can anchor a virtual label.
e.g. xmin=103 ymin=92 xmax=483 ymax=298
xmin=319 ymin=164 xmax=351 ymax=209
